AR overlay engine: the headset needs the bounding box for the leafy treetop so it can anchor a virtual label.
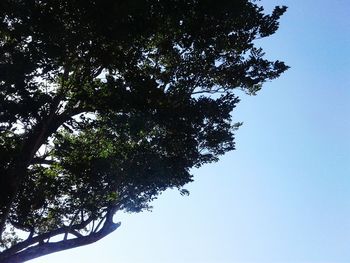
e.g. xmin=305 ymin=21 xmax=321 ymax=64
xmin=0 ymin=1 xmax=288 ymax=262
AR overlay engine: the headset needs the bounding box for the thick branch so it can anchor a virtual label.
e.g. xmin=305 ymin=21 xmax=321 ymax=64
xmin=0 ymin=214 xmax=96 ymax=259
xmin=30 ymin=158 xmax=56 ymax=165
xmin=0 ymin=221 xmax=121 ymax=263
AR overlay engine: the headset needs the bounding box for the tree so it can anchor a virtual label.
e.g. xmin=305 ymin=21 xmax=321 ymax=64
xmin=0 ymin=0 xmax=288 ymax=262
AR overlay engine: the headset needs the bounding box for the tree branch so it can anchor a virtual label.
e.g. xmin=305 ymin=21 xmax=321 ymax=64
xmin=30 ymin=158 xmax=56 ymax=166
xmin=0 ymin=213 xmax=96 ymax=260
xmin=0 ymin=219 xmax=121 ymax=263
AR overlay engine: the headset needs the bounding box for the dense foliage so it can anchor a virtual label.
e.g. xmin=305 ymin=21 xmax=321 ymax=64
xmin=0 ymin=0 xmax=287 ymax=262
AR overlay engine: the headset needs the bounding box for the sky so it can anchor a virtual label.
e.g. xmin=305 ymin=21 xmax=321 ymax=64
xmin=30 ymin=0 xmax=350 ymax=262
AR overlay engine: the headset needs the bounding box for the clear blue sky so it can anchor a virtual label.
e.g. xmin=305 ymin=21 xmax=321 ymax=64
xmin=30 ymin=0 xmax=350 ymax=262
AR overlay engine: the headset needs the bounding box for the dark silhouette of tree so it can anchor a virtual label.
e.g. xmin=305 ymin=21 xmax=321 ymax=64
xmin=0 ymin=0 xmax=288 ymax=262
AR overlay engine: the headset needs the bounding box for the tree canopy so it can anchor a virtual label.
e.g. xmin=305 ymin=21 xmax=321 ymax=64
xmin=0 ymin=0 xmax=288 ymax=262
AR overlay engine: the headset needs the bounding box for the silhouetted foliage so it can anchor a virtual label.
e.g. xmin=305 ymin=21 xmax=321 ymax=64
xmin=0 ymin=0 xmax=288 ymax=262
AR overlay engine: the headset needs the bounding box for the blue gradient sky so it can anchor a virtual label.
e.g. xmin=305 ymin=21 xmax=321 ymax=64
xmin=30 ymin=0 xmax=350 ymax=262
